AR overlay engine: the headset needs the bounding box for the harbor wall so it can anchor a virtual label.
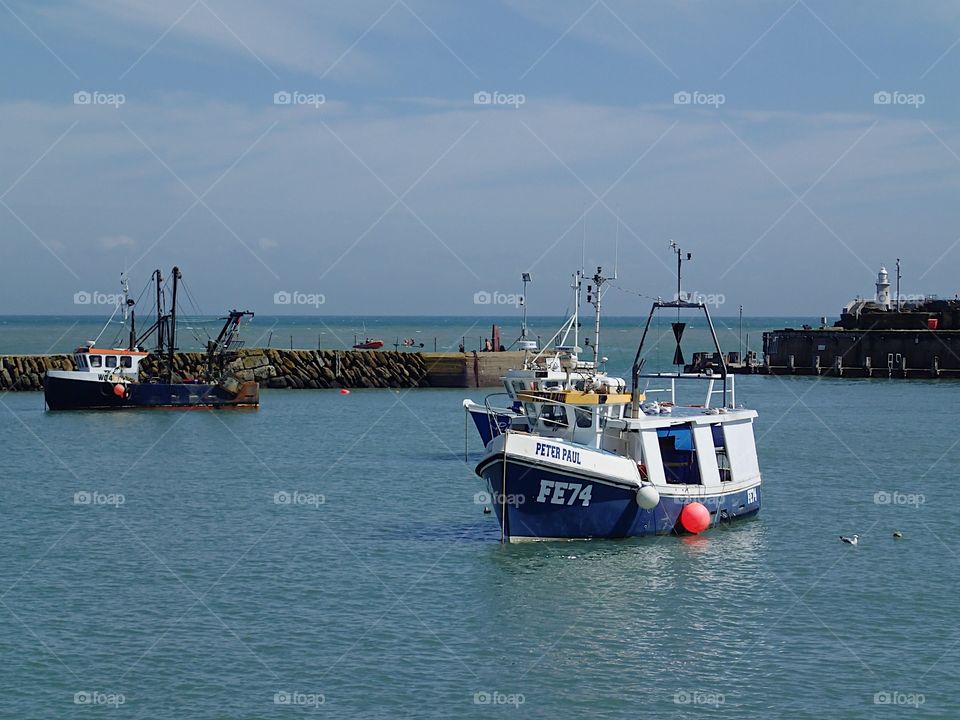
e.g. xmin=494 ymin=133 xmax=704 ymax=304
xmin=0 ymin=349 xmax=527 ymax=391
xmin=419 ymin=351 xmax=525 ymax=388
xmin=753 ymin=328 xmax=960 ymax=378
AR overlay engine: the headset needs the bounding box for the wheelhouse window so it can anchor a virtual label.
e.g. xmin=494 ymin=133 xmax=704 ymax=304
xmin=89 ymin=355 xmax=102 ymax=367
xmin=105 ymin=356 xmax=117 ymax=368
xmin=574 ymin=407 xmax=593 ymax=428
xmin=120 ymin=356 xmax=132 ymax=368
xmin=713 ymin=426 xmax=731 ymax=481
xmin=657 ymin=426 xmax=701 ymax=485
xmin=539 ymin=404 xmax=568 ymax=428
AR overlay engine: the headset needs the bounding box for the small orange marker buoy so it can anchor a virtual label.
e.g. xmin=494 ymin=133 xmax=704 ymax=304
xmin=340 ymin=389 xmax=350 ymax=395
xmin=113 ymin=384 xmax=126 ymax=398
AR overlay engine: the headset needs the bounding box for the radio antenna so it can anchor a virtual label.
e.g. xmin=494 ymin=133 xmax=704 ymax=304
xmin=581 ymin=209 xmax=587 ymax=275
xmin=613 ymin=214 xmax=620 ymax=280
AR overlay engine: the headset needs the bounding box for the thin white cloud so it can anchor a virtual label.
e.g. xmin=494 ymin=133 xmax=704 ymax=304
xmin=34 ymin=0 xmax=436 ymax=80
xmin=96 ymin=235 xmax=136 ymax=250
xmin=1 ymin=95 xmax=958 ymax=314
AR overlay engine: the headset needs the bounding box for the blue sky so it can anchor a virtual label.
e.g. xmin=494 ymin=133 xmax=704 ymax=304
xmin=2 ymin=0 xmax=960 ymax=316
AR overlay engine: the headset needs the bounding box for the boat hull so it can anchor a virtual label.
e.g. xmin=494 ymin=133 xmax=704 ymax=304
xmin=43 ymin=373 xmax=259 ymax=410
xmin=476 ymin=436 xmax=761 ymax=541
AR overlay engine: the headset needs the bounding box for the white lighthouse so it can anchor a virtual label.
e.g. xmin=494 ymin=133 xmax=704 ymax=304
xmin=875 ymin=266 xmax=892 ymax=309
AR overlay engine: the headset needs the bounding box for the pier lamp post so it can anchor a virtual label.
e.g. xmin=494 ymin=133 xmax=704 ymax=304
xmin=896 ymin=258 xmax=901 ymax=312
xmin=521 ymin=272 xmax=532 ymax=339
xmin=739 ymin=305 xmax=743 ymax=359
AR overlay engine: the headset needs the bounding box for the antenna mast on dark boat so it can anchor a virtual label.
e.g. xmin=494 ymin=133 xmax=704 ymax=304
xmin=120 ymin=272 xmax=137 ymax=351
xmin=167 ymin=266 xmax=181 ymax=383
xmin=154 ymin=269 xmax=164 ymax=354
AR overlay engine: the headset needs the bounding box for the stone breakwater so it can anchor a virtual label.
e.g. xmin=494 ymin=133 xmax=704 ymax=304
xmin=0 ymin=355 xmax=74 ymax=391
xmin=0 ymin=349 xmax=430 ymax=391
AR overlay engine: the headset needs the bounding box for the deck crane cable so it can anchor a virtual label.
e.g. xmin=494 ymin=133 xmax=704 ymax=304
xmin=608 ymin=281 xmax=668 ymax=367
xmin=607 ymin=281 xmax=659 ymax=303
xmin=93 ymin=301 xmax=123 ymax=345
xmin=176 ymin=276 xmax=212 ymax=349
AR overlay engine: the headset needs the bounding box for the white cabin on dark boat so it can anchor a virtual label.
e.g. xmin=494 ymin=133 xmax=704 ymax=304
xmin=66 ymin=341 xmax=148 ymax=382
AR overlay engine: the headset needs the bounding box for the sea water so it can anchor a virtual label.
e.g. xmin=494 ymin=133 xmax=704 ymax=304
xmin=0 ymin=317 xmax=957 ymax=718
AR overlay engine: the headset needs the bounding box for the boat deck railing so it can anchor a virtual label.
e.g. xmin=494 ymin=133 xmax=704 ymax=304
xmin=639 ymin=372 xmax=736 ymax=409
xmin=478 ymin=392 xmax=518 ymax=441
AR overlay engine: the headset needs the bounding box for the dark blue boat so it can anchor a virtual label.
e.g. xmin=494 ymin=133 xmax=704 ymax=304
xmin=44 ymin=267 xmax=258 ymax=411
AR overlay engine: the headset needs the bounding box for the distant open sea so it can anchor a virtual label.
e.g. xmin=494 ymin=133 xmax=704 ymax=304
xmin=0 ymin=314 xmax=803 ymax=374
xmin=1 ymin=314 xmax=957 ymax=718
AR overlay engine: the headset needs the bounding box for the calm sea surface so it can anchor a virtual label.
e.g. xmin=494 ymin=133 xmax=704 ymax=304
xmin=1 ymin=316 xmax=957 ymax=718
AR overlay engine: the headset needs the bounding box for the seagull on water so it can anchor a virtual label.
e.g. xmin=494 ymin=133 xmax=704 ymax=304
xmin=839 ymin=534 xmax=859 ymax=545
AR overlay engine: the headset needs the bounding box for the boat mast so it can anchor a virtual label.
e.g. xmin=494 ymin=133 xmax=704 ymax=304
xmin=167 ymin=266 xmax=181 ymax=383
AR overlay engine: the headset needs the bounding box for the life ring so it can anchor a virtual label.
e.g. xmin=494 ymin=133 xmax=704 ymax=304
xmin=637 ymin=463 xmax=648 ymax=480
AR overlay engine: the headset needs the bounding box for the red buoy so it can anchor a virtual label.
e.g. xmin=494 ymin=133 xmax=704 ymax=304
xmin=113 ymin=384 xmax=126 ymax=398
xmin=340 ymin=389 xmax=350 ymax=395
xmin=679 ymin=502 xmax=710 ymax=534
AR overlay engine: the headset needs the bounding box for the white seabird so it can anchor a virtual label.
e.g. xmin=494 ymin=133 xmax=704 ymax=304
xmin=839 ymin=534 xmax=859 ymax=545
